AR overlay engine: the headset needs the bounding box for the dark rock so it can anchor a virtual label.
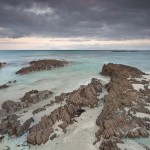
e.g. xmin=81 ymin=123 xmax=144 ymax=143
xmin=0 ymin=109 xmax=6 ymax=118
xmin=55 ymin=78 xmax=102 ymax=107
xmin=96 ymin=63 xmax=149 ymax=149
xmin=32 ymin=107 xmax=46 ymax=115
xmin=1 ymin=100 xmax=28 ymax=114
xmin=0 ymin=62 xmax=6 ymax=68
xmin=101 ymin=63 xmax=146 ymax=78
xmin=0 ymin=84 xmax=9 ymax=90
xmin=21 ymin=90 xmax=53 ymax=104
xmin=16 ymin=59 xmax=68 ymax=75
xmin=50 ymin=133 xmax=57 ymax=140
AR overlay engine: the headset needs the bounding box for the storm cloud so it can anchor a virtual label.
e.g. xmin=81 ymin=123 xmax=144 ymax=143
xmin=0 ymin=0 xmax=150 ymax=40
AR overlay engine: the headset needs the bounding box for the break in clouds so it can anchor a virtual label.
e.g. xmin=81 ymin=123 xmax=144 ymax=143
xmin=0 ymin=0 xmax=150 ymax=40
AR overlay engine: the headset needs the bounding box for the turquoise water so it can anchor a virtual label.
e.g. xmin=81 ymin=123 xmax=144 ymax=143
xmin=0 ymin=50 xmax=150 ymax=85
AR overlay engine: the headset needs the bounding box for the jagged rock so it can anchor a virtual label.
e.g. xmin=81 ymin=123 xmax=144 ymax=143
xmin=0 ymin=80 xmax=17 ymax=90
xmin=16 ymin=117 xmax=34 ymax=136
xmin=50 ymin=133 xmax=57 ymax=140
xmin=21 ymin=90 xmax=53 ymax=104
xmin=96 ymin=63 xmax=149 ymax=149
xmin=101 ymin=63 xmax=146 ymax=78
xmin=32 ymin=107 xmax=46 ymax=115
xmin=8 ymin=80 xmax=17 ymax=84
xmin=0 ymin=114 xmax=33 ymax=137
xmin=16 ymin=59 xmax=68 ymax=74
xmin=55 ymin=78 xmax=102 ymax=107
xmin=99 ymin=140 xmax=120 ymax=150
xmin=27 ymin=104 xmax=83 ymax=145
xmin=1 ymin=100 xmax=28 ymax=114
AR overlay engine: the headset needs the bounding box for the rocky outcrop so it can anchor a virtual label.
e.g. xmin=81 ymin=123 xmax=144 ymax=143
xmin=1 ymin=100 xmax=28 ymax=114
xmin=95 ymin=63 xmax=150 ymax=149
xmin=0 ymin=90 xmax=53 ymax=118
xmin=32 ymin=107 xmax=46 ymax=115
xmin=55 ymin=78 xmax=102 ymax=107
xmin=0 ymin=84 xmax=9 ymax=90
xmin=27 ymin=104 xmax=84 ymax=145
xmin=101 ymin=63 xmax=146 ymax=78
xmin=0 ymin=109 xmax=7 ymax=118
xmin=0 ymin=80 xmax=17 ymax=90
xmin=27 ymin=78 xmax=102 ymax=145
xmin=0 ymin=62 xmax=6 ymax=68
xmin=21 ymin=90 xmax=53 ymax=104
xmin=16 ymin=59 xmax=68 ymax=75
xmin=0 ymin=114 xmax=33 ymax=137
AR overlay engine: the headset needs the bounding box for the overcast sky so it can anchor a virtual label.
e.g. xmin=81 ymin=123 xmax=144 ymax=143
xmin=0 ymin=0 xmax=150 ymax=50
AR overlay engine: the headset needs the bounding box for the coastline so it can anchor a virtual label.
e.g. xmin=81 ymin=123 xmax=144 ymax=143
xmin=0 ymin=51 xmax=150 ymax=150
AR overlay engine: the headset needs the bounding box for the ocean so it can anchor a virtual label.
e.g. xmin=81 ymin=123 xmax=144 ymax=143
xmin=0 ymin=50 xmax=150 ymax=150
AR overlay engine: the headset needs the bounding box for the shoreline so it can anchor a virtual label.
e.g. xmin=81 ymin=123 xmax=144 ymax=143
xmin=0 ymin=60 xmax=150 ymax=150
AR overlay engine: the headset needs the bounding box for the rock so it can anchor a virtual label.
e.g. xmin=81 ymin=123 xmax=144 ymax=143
xmin=1 ymin=100 xmax=28 ymax=114
xmin=50 ymin=133 xmax=57 ymax=140
xmin=0 ymin=62 xmax=6 ymax=68
xmin=99 ymin=140 xmax=120 ymax=150
xmin=21 ymin=90 xmax=53 ymax=104
xmin=16 ymin=117 xmax=34 ymax=136
xmin=96 ymin=63 xmax=149 ymax=149
xmin=32 ymin=107 xmax=46 ymax=115
xmin=0 ymin=114 xmax=33 ymax=137
xmin=0 ymin=80 xmax=17 ymax=90
xmin=8 ymin=80 xmax=17 ymax=84
xmin=42 ymin=128 xmax=53 ymax=143
xmin=55 ymin=78 xmax=102 ymax=107
xmin=0 ymin=84 xmax=9 ymax=90
xmin=0 ymin=109 xmax=6 ymax=118
xmin=101 ymin=63 xmax=146 ymax=78
xmin=27 ymin=104 xmax=82 ymax=145
xmin=16 ymin=59 xmax=68 ymax=75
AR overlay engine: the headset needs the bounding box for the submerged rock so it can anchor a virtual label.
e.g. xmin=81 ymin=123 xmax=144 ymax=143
xmin=16 ymin=59 xmax=68 ymax=74
xmin=0 ymin=62 xmax=6 ymax=68
xmin=0 ymin=80 xmax=17 ymax=90
xmin=32 ymin=107 xmax=46 ymax=115
xmin=0 ymin=109 xmax=7 ymax=118
xmin=0 ymin=84 xmax=9 ymax=90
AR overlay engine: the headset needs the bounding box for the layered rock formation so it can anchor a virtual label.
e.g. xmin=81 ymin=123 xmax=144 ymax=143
xmin=27 ymin=104 xmax=82 ymax=145
xmin=95 ymin=63 xmax=150 ymax=150
xmin=16 ymin=59 xmax=68 ymax=74
xmin=0 ymin=90 xmax=53 ymax=118
xmin=27 ymin=78 xmax=103 ymax=145
xmin=55 ymin=78 xmax=102 ymax=107
xmin=21 ymin=90 xmax=53 ymax=104
xmin=1 ymin=100 xmax=28 ymax=114
xmin=0 ymin=114 xmax=33 ymax=137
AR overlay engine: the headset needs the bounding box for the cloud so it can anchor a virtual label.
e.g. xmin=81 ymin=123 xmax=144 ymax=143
xmin=0 ymin=0 xmax=150 ymax=49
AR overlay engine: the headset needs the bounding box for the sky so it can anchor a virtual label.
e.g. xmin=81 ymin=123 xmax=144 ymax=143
xmin=0 ymin=0 xmax=150 ymax=50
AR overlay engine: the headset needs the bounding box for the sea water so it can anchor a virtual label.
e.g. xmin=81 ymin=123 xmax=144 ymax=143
xmin=0 ymin=50 xmax=150 ymax=149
